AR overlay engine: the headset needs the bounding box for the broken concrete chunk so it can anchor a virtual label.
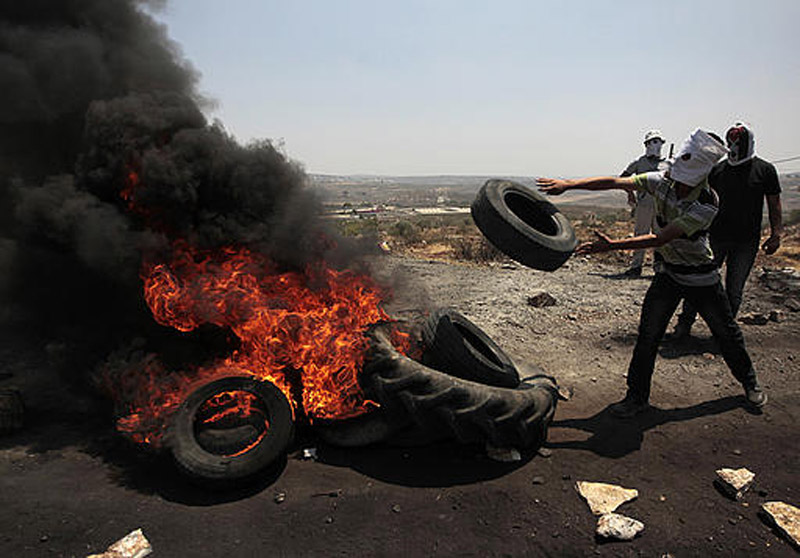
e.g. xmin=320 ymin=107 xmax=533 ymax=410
xmin=785 ymin=298 xmax=800 ymax=312
xmin=596 ymin=513 xmax=644 ymax=541
xmin=575 ymin=481 xmax=638 ymax=515
xmin=87 ymin=528 xmax=152 ymax=558
xmin=762 ymin=501 xmax=800 ymax=549
xmin=716 ymin=468 xmax=755 ymax=500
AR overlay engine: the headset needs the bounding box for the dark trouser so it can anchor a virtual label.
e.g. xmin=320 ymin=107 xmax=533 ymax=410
xmin=676 ymin=236 xmax=760 ymax=328
xmin=627 ymin=273 xmax=758 ymax=403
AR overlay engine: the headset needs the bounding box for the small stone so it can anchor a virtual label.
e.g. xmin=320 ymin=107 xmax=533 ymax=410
xmin=391 ymin=504 xmax=401 ymax=513
xmin=274 ymin=492 xmax=286 ymax=504
xmin=739 ymin=312 xmax=769 ymax=325
xmin=733 ymin=449 xmax=742 ymax=456
xmin=590 ymin=377 xmax=598 ymax=382
xmin=40 ymin=535 xmax=49 ymax=542
xmin=324 ymin=516 xmax=334 ymax=524
xmin=527 ymin=292 xmax=557 ymax=308
xmin=702 ymin=353 xmax=715 ymax=360
xmin=537 ymin=447 xmax=552 ymax=458
xmin=769 ymin=310 xmax=784 ymax=323
xmin=595 ymin=513 xmax=644 ymax=541
xmin=532 ymin=476 xmax=546 ymax=485
xmin=762 ymin=501 xmax=800 ymax=549
xmin=659 ymin=495 xmax=667 ymax=502
xmin=784 ymin=298 xmax=800 ymax=312
xmin=716 ymin=467 xmax=755 ymax=500
xmin=576 ymin=481 xmax=639 ymax=515
xmin=302 ymin=447 xmax=318 ymax=460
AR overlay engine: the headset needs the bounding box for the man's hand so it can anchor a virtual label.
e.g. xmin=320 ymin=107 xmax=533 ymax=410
xmin=762 ymin=234 xmax=781 ymax=255
xmin=537 ymin=178 xmax=569 ymax=196
xmin=575 ymin=231 xmax=615 ymax=255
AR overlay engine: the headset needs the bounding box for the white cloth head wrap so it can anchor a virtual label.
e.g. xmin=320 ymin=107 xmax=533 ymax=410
xmin=668 ymin=129 xmax=728 ymax=186
xmin=726 ymin=121 xmax=756 ymax=166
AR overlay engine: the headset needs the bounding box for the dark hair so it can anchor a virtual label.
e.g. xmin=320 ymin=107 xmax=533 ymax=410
xmin=706 ymin=131 xmax=724 ymax=145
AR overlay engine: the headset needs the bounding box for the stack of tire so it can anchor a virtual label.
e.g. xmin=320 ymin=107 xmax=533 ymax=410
xmin=319 ymin=310 xmax=560 ymax=451
xmin=166 ymin=178 xmax=573 ymax=481
xmin=321 ymin=176 xmax=577 ymax=451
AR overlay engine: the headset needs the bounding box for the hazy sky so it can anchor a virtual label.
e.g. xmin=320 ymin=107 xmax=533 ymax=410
xmin=153 ymin=0 xmax=800 ymax=176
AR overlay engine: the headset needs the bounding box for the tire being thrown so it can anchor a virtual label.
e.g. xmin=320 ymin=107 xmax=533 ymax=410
xmin=167 ymin=375 xmax=294 ymax=482
xmin=471 ymin=179 xmax=577 ymax=272
xmin=422 ymin=308 xmax=519 ymax=388
xmin=362 ymin=328 xmax=559 ymax=449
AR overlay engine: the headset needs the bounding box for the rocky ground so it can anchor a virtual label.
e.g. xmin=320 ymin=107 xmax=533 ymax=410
xmin=1 ymin=253 xmax=799 ymax=557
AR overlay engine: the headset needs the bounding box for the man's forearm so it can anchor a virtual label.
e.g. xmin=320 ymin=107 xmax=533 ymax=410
xmin=607 ymin=233 xmax=661 ymax=251
xmin=766 ymin=195 xmax=783 ymax=236
xmin=561 ymin=177 xmax=632 ymax=192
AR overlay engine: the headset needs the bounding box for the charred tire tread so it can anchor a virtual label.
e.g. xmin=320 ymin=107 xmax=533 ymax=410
xmin=362 ymin=350 xmax=557 ymax=449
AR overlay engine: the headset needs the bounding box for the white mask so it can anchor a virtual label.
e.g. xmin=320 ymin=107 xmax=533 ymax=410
xmin=668 ymin=130 xmax=727 ymax=186
xmin=645 ymin=140 xmax=664 ymax=158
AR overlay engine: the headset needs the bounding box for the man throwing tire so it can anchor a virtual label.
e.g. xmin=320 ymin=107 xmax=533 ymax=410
xmin=672 ymin=121 xmax=783 ymax=339
xmin=537 ymin=129 xmax=767 ymax=417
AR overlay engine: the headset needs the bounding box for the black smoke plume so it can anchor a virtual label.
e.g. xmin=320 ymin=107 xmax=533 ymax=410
xmin=0 ymin=1 xmax=350 ymax=376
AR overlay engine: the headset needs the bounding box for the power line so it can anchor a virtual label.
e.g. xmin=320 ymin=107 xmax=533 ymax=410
xmin=772 ymin=155 xmax=800 ymax=164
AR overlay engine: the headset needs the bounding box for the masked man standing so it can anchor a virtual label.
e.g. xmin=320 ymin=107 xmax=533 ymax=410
xmin=673 ymin=122 xmax=783 ymax=339
xmin=620 ymin=130 xmax=668 ymax=277
xmin=538 ymin=130 xmax=767 ymax=417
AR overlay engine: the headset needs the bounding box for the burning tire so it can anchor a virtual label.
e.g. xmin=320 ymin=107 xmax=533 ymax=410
xmin=422 ymin=308 xmax=519 ymax=388
xmin=314 ymin=410 xmax=409 ymax=448
xmin=471 ymin=179 xmax=576 ymax=271
xmin=168 ymin=376 xmax=294 ymax=481
xmin=362 ymin=329 xmax=559 ymax=449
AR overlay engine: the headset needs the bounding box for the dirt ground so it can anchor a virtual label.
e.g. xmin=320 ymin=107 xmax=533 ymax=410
xmin=1 ymin=252 xmax=799 ymax=557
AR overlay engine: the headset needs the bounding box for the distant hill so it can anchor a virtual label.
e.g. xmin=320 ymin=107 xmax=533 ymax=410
xmin=310 ymin=174 xmax=800 ymax=211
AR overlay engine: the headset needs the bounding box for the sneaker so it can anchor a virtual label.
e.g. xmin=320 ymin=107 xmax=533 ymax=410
xmin=609 ymin=396 xmax=650 ymax=418
xmin=744 ymin=384 xmax=768 ymax=408
xmin=622 ymin=266 xmax=642 ymax=278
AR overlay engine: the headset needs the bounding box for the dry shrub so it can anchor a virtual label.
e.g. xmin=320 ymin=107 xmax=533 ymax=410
xmin=451 ymin=236 xmax=506 ymax=263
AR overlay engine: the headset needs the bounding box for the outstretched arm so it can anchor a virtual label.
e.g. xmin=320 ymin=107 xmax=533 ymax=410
xmin=576 ymin=223 xmax=686 ymax=255
xmin=537 ymin=176 xmax=636 ymax=196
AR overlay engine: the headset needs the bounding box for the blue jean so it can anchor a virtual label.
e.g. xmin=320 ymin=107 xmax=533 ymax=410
xmin=676 ymin=236 xmax=760 ymax=328
xmin=626 ymin=273 xmax=758 ymax=403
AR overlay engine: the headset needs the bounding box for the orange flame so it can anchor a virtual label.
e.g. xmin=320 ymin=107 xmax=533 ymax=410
xmin=111 ymin=241 xmax=405 ymax=446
